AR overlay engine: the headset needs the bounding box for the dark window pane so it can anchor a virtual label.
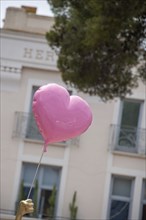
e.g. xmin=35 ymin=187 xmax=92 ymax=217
xmin=26 ymin=113 xmax=43 ymax=140
xmin=112 ymin=177 xmax=131 ymax=197
xmin=68 ymin=89 xmax=72 ymax=95
xmin=39 ymin=189 xmax=52 ymax=218
xmin=110 ymin=200 xmax=129 ymax=220
xmin=43 ymin=166 xmax=60 ymax=186
xmin=144 ymin=181 xmax=146 ymax=200
xmin=26 ymin=86 xmax=43 ymax=141
xmin=23 ymin=163 xmax=37 ymax=183
xmin=121 ymin=101 xmax=140 ymax=127
xmin=24 ymin=186 xmax=34 ymax=200
xmin=119 ymin=100 xmax=141 ymax=149
xmin=142 ymin=204 xmax=146 ymax=220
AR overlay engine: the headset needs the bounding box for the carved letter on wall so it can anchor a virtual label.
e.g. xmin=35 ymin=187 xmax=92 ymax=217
xmin=23 ymin=48 xmax=33 ymax=59
xmin=35 ymin=50 xmax=43 ymax=60
xmin=46 ymin=51 xmax=54 ymax=61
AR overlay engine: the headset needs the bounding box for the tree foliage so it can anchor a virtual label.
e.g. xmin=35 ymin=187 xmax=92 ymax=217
xmin=46 ymin=0 xmax=146 ymax=100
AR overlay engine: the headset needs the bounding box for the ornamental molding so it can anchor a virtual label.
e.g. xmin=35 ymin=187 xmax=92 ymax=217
xmin=1 ymin=65 xmax=22 ymax=81
xmin=1 ymin=65 xmax=21 ymax=74
xmin=0 ymin=64 xmax=22 ymax=92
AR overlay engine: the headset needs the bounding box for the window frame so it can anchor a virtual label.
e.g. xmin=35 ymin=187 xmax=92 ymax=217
xmin=19 ymin=162 xmax=61 ymax=218
xmin=25 ymin=84 xmax=74 ymax=144
xmin=107 ymin=175 xmax=134 ymax=220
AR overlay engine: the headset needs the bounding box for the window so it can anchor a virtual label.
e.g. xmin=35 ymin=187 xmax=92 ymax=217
xmin=140 ymin=180 xmax=146 ymax=220
xmin=117 ymin=99 xmax=143 ymax=153
xmin=18 ymin=163 xmax=61 ymax=218
xmin=108 ymin=176 xmax=133 ymax=220
xmin=25 ymin=85 xmax=73 ymax=142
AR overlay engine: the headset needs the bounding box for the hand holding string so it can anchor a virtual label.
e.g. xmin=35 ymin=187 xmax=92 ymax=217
xmin=15 ymin=199 xmax=34 ymax=220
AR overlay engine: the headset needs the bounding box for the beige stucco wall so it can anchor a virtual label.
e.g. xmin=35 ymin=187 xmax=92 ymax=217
xmin=113 ymin=153 xmax=146 ymax=171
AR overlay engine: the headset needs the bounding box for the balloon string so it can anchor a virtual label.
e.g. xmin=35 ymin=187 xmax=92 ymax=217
xmin=27 ymin=150 xmax=44 ymax=199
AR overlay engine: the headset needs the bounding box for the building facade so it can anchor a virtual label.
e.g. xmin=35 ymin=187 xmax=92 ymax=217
xmin=1 ymin=6 xmax=146 ymax=220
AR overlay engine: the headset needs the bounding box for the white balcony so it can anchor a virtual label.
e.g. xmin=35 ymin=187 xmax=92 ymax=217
xmin=12 ymin=112 xmax=79 ymax=146
xmin=13 ymin=111 xmax=43 ymax=141
xmin=109 ymin=124 xmax=146 ymax=156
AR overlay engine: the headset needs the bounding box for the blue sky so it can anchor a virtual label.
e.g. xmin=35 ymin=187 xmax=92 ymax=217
xmin=0 ymin=0 xmax=54 ymax=28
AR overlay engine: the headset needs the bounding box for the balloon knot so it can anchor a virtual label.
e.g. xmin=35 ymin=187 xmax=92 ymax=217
xmin=43 ymin=143 xmax=48 ymax=152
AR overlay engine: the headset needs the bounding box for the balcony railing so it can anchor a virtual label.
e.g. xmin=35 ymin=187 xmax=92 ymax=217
xmin=109 ymin=124 xmax=146 ymax=155
xmin=12 ymin=112 xmax=79 ymax=146
xmin=13 ymin=111 xmax=43 ymax=141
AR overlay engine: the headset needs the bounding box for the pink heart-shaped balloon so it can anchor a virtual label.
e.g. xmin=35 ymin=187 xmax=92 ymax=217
xmin=32 ymin=83 xmax=92 ymax=151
